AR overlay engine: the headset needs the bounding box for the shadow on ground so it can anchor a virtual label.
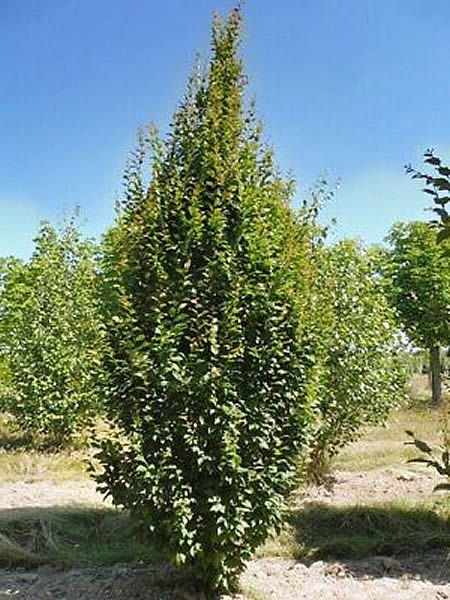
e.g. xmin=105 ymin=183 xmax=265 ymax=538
xmin=0 ymin=427 xmax=32 ymax=451
xmin=289 ymin=500 xmax=450 ymax=584
xmin=2 ymin=499 xmax=450 ymax=593
xmin=0 ymin=505 xmax=162 ymax=568
xmin=0 ymin=506 xmax=212 ymax=599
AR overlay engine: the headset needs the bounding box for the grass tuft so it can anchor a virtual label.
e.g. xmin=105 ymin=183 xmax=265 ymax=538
xmin=0 ymin=506 xmax=162 ymax=568
xmin=258 ymin=499 xmax=450 ymax=561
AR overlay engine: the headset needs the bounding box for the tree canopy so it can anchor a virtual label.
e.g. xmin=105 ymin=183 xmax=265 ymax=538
xmin=0 ymin=219 xmax=104 ymax=444
xmin=306 ymin=239 xmax=406 ymax=479
xmin=382 ymin=220 xmax=450 ymax=402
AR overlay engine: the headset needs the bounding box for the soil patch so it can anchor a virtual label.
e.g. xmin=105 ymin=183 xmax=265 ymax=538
xmin=300 ymin=466 xmax=443 ymax=508
xmin=1 ymin=468 xmax=449 ymax=599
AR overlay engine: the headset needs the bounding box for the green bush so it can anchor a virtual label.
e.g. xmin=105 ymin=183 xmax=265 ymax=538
xmin=0 ymin=219 xmax=105 ymax=445
xmin=95 ymin=9 xmax=314 ymax=595
xmin=305 ymin=240 xmax=407 ymax=480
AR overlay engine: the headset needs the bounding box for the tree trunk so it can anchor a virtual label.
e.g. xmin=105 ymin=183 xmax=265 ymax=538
xmin=430 ymin=345 xmax=442 ymax=404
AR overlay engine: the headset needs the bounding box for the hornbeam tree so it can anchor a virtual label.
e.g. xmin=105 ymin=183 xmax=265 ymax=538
xmin=96 ymin=9 xmax=314 ymax=595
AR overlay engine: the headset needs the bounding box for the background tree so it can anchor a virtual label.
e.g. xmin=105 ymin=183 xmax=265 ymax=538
xmin=0 ymin=219 xmax=105 ymax=444
xmin=382 ymin=221 xmax=450 ymax=403
xmin=305 ymin=239 xmax=406 ymax=480
xmin=95 ymin=9 xmax=315 ymax=595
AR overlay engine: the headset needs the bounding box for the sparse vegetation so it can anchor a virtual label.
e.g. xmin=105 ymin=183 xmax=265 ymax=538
xmin=262 ymin=500 xmax=450 ymax=561
xmin=335 ymin=402 xmax=441 ymax=472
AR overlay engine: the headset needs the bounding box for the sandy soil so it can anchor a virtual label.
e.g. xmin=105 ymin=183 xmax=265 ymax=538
xmin=0 ymin=467 xmax=449 ymax=599
xmin=299 ymin=465 xmax=443 ymax=507
xmin=241 ymin=556 xmax=450 ymax=600
xmin=0 ymin=480 xmax=106 ymax=510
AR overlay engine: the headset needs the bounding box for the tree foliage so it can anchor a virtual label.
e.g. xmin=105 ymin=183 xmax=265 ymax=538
xmin=305 ymin=239 xmax=406 ymax=480
xmin=406 ymin=150 xmax=450 ymax=244
xmin=95 ymin=9 xmax=314 ymax=594
xmin=381 ymin=221 xmax=450 ymax=403
xmin=0 ymin=257 xmax=21 ymax=406
xmin=0 ymin=219 xmax=104 ymax=444
xmin=383 ymin=222 xmax=450 ymax=348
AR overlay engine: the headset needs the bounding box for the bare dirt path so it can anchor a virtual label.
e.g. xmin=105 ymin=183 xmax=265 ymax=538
xmin=0 ymin=480 xmax=105 ymax=510
xmin=0 ymin=465 xmax=441 ymax=510
xmin=241 ymin=555 xmax=450 ymax=600
xmin=300 ymin=465 xmax=443 ymax=507
xmin=0 ymin=468 xmax=449 ymax=599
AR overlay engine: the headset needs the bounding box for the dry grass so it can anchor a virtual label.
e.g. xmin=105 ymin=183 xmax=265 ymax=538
xmin=0 ymin=450 xmax=89 ymax=483
xmin=408 ymin=373 xmax=433 ymax=404
xmin=1 ymin=376 xmax=449 ymax=574
xmin=0 ymin=413 xmax=93 ymax=483
xmin=334 ymin=398 xmax=443 ymax=472
xmin=258 ymin=498 xmax=450 ymax=562
xmin=0 ymin=506 xmax=161 ymax=568
xmin=259 ymin=379 xmax=450 ymax=563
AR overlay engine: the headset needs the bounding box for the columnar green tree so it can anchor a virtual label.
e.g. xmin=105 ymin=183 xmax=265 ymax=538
xmin=382 ymin=221 xmax=450 ymax=403
xmin=96 ymin=9 xmax=314 ymax=594
xmin=305 ymin=240 xmax=406 ymax=480
xmin=0 ymin=220 xmax=104 ymax=444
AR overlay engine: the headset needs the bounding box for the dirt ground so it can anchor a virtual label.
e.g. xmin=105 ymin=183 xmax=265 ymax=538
xmin=299 ymin=465 xmax=443 ymax=507
xmin=0 ymin=467 xmax=449 ymax=599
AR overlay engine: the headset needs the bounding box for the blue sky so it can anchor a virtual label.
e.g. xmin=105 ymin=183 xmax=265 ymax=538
xmin=1 ymin=0 xmax=450 ymax=258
